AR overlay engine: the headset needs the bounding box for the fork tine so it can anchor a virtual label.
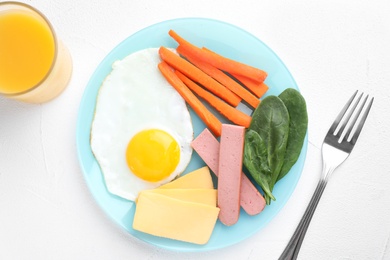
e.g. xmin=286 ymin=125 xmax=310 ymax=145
xmin=344 ymin=94 xmax=369 ymax=141
xmin=329 ymin=90 xmax=358 ymax=134
xmin=335 ymin=92 xmax=363 ymax=139
xmin=350 ymin=96 xmax=374 ymax=145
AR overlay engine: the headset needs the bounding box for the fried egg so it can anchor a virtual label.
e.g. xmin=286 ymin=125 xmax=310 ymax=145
xmin=90 ymin=48 xmax=193 ymax=201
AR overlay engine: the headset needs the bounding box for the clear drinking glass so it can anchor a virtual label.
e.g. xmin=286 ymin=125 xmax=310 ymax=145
xmin=0 ymin=1 xmax=72 ymax=103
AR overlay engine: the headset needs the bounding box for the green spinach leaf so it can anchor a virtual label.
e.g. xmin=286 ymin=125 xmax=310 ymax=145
xmin=278 ymin=88 xmax=308 ymax=181
xmin=249 ymin=95 xmax=290 ymax=188
xmin=243 ymin=130 xmax=275 ymax=202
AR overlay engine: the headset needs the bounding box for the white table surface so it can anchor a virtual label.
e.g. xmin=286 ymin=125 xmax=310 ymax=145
xmin=1 ymin=1 xmax=389 ymax=259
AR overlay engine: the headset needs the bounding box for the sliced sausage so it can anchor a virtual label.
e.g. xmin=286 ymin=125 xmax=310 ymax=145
xmin=191 ymin=128 xmax=265 ymax=216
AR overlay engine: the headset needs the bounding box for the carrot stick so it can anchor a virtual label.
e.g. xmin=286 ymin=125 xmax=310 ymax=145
xmin=232 ymin=73 xmax=269 ymax=98
xmin=169 ymin=30 xmax=267 ymax=83
xmin=159 ymin=47 xmax=240 ymax=107
xmin=175 ymin=70 xmax=251 ymax=128
xmin=158 ymin=61 xmax=222 ymax=137
xmin=177 ymin=45 xmax=260 ymax=109
xmin=202 ymin=47 xmax=269 ymax=98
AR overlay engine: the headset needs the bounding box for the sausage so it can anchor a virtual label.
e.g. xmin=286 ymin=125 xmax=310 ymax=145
xmin=217 ymin=124 xmax=245 ymax=225
xmin=191 ymin=128 xmax=265 ymax=216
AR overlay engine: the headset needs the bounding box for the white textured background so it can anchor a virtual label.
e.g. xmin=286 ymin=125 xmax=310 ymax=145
xmin=1 ymin=0 xmax=390 ymax=259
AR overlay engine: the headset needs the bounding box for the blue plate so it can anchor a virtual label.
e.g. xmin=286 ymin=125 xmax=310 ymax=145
xmin=76 ymin=18 xmax=307 ymax=252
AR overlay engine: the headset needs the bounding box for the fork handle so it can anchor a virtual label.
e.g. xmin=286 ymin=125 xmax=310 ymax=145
xmin=279 ymin=179 xmax=328 ymax=260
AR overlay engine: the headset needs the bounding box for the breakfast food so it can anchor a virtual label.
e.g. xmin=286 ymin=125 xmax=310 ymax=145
xmin=133 ymin=192 xmax=219 ymax=245
xmin=158 ymin=61 xmax=222 ymax=137
xmin=168 ymin=29 xmax=267 ymax=83
xmin=133 ymin=166 xmax=219 ymax=245
xmin=158 ymin=30 xmax=270 ymax=138
xmin=175 ymin=70 xmax=251 ymax=128
xmin=139 ymin=188 xmax=217 ymax=206
xmin=90 ymin=48 xmax=193 ymax=201
xmin=176 ymin=45 xmax=260 ymax=109
xmin=159 ymin=46 xmax=240 ymax=107
xmin=158 ymin=166 xmax=214 ymax=190
xmin=191 ymin=128 xmax=265 ymax=215
xmin=244 ymin=88 xmax=308 ymax=204
xmin=85 ymin=25 xmax=309 ymax=246
xmin=217 ymin=124 xmax=245 ymax=226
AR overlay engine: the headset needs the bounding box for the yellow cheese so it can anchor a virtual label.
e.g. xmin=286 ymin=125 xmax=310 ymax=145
xmin=140 ymin=188 xmax=217 ymax=206
xmin=158 ymin=166 xmax=214 ymax=189
xmin=133 ymin=192 xmax=220 ymax=245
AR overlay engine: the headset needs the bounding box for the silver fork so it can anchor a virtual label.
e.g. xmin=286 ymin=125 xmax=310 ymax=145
xmin=279 ymin=90 xmax=374 ymax=260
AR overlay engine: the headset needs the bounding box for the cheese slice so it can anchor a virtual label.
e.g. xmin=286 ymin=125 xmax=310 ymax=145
xmin=158 ymin=166 xmax=214 ymax=189
xmin=133 ymin=192 xmax=220 ymax=245
xmin=140 ymin=188 xmax=217 ymax=206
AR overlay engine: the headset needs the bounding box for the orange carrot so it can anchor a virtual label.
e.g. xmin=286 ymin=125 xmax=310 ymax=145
xmin=158 ymin=61 xmax=222 ymax=137
xmin=202 ymin=47 xmax=269 ymax=98
xmin=175 ymin=70 xmax=251 ymax=128
xmin=159 ymin=46 xmax=240 ymax=107
xmin=169 ymin=30 xmax=267 ymax=83
xmin=232 ymin=73 xmax=269 ymax=98
xmin=177 ymin=45 xmax=260 ymax=109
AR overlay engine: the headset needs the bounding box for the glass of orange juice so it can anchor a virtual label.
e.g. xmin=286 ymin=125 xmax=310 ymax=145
xmin=0 ymin=2 xmax=72 ymax=103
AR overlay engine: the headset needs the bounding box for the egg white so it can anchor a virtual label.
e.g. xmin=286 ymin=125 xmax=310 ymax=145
xmin=90 ymin=48 xmax=193 ymax=201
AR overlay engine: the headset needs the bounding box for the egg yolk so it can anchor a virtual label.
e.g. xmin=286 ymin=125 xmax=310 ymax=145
xmin=125 ymin=129 xmax=180 ymax=182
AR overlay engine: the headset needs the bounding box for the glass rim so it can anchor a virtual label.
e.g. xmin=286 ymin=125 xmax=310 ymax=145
xmin=0 ymin=1 xmax=59 ymax=96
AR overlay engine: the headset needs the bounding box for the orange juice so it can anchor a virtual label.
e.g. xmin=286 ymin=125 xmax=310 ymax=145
xmin=0 ymin=2 xmax=72 ymax=103
xmin=0 ymin=9 xmax=55 ymax=94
